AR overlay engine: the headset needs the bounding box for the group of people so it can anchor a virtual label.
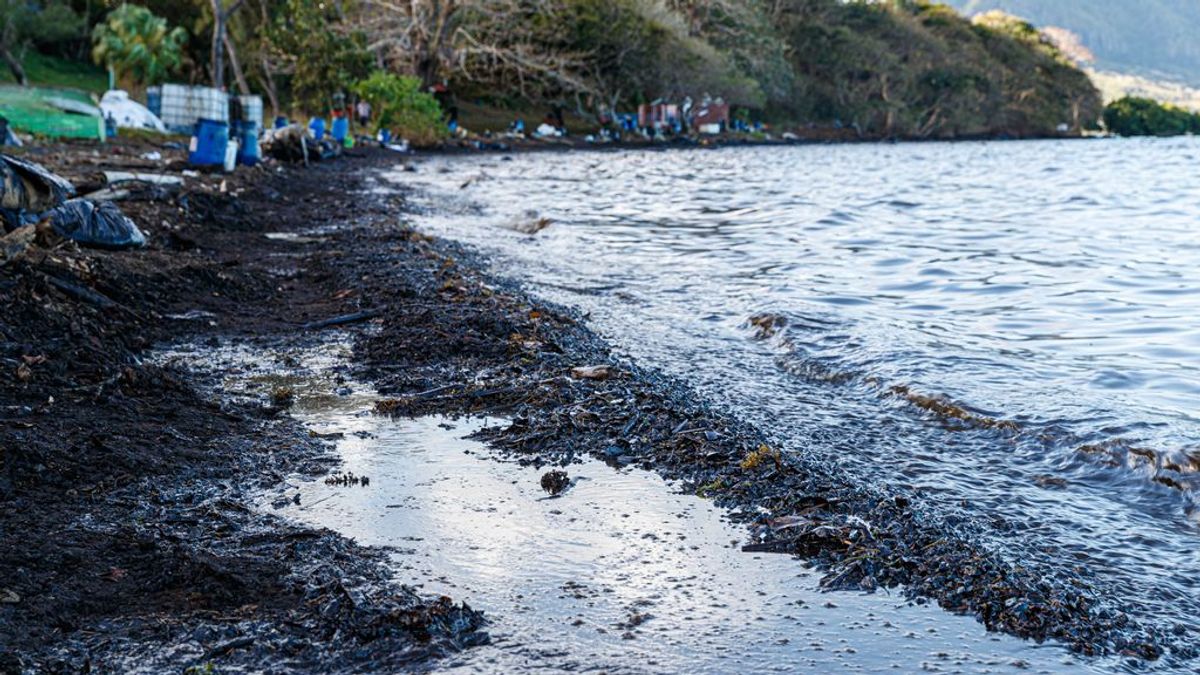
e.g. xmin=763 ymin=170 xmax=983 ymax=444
xmin=320 ymin=83 xmax=761 ymax=144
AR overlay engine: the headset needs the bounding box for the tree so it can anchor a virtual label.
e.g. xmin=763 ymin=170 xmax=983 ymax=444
xmin=266 ymin=0 xmax=373 ymax=113
xmin=350 ymin=0 xmax=763 ymax=117
xmin=91 ymin=4 xmax=188 ymax=87
xmin=210 ymin=0 xmax=245 ymax=90
xmin=0 ymin=0 xmax=81 ymax=85
xmin=353 ymin=70 xmax=444 ymax=143
xmin=1103 ymin=96 xmax=1200 ymax=137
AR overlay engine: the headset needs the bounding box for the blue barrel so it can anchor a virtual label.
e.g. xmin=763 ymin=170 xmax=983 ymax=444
xmin=188 ymin=118 xmax=229 ymax=166
xmin=309 ymin=117 xmax=325 ymax=140
xmin=146 ymin=88 xmax=162 ymax=119
xmin=274 ymin=115 xmax=288 ymax=129
xmin=237 ymin=122 xmax=260 ymax=166
xmin=331 ymin=116 xmax=349 ymax=142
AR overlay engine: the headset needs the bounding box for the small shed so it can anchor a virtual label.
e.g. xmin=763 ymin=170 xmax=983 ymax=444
xmin=637 ymin=102 xmax=680 ymax=130
xmin=691 ymin=102 xmax=729 ymax=134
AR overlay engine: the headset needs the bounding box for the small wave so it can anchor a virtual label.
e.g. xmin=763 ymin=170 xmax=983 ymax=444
xmin=742 ymin=309 xmax=1200 ymax=513
xmin=1077 ymin=440 xmax=1200 ymax=495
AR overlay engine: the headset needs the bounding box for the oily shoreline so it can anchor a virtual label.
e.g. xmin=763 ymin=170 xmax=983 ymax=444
xmin=351 ymin=163 xmax=1188 ymax=663
xmin=0 ymin=140 xmax=1190 ymax=671
xmin=427 ymin=126 xmax=1096 ymax=156
xmin=0 ymin=143 xmax=485 ymax=673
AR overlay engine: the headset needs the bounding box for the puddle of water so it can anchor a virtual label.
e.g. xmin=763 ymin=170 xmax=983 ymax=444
xmin=264 ymin=231 xmax=328 ymax=243
xmin=157 ymin=337 xmax=1109 ymax=673
xmin=284 ymin=402 xmax=1101 ymax=674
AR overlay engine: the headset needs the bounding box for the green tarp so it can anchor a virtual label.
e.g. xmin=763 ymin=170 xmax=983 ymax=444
xmin=0 ymin=86 xmax=103 ymax=140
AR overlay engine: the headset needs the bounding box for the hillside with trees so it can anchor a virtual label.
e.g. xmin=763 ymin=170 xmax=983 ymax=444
xmin=6 ymin=1 xmax=1101 ymax=139
xmin=947 ymin=0 xmax=1200 ymax=88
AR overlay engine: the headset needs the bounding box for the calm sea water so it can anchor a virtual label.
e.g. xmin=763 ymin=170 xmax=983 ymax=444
xmin=386 ymin=138 xmax=1200 ymax=659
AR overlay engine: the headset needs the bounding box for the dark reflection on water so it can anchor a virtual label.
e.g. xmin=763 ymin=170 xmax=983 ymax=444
xmin=390 ymin=138 xmax=1200 ymax=652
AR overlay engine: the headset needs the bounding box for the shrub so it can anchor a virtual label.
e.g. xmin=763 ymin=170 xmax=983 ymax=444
xmin=267 ymin=0 xmax=373 ymax=114
xmin=1103 ymin=96 xmax=1200 ymax=137
xmin=353 ymin=71 xmax=444 ymax=145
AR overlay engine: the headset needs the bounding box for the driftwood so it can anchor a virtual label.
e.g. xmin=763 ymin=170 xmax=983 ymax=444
xmin=301 ymin=309 xmax=382 ymax=330
xmin=43 ymin=275 xmax=118 ymax=308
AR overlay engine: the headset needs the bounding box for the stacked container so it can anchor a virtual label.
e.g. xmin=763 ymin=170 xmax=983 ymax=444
xmin=149 ymin=84 xmax=229 ymax=134
xmin=233 ymin=94 xmax=263 ymax=166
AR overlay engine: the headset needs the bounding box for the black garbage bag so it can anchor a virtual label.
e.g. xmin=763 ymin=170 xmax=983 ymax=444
xmin=45 ymin=199 xmax=146 ymax=249
xmin=0 ymin=153 xmax=75 ymax=232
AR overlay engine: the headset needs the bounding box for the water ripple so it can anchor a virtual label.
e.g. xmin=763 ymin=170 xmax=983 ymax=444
xmin=395 ymin=138 xmax=1200 ymax=651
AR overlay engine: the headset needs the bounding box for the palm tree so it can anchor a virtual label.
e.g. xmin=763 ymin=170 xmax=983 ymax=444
xmin=91 ymin=4 xmax=188 ymax=89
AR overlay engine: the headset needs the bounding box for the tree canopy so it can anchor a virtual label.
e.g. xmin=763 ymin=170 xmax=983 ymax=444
xmin=1103 ymin=96 xmax=1200 ymax=137
xmin=9 ymin=0 xmax=1106 ymax=138
xmin=0 ymin=0 xmax=81 ymax=85
xmin=91 ymin=4 xmax=189 ymax=87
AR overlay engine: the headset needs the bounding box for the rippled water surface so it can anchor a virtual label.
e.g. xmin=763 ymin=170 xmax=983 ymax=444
xmin=386 ymin=138 xmax=1200 ymax=657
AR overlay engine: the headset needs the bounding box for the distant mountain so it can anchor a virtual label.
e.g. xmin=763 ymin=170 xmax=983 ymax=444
xmin=945 ymin=0 xmax=1200 ymax=86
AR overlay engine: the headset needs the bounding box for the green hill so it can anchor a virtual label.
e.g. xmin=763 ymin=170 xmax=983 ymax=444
xmin=0 ymin=51 xmax=108 ymax=93
xmin=946 ymin=0 xmax=1200 ymax=86
xmin=768 ymin=2 xmax=1100 ymax=138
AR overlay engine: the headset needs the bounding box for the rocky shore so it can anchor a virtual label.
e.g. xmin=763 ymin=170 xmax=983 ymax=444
xmin=0 ymin=139 xmax=1189 ymax=672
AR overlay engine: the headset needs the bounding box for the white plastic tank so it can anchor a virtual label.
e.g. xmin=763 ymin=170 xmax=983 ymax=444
xmin=156 ymin=84 xmax=229 ymax=133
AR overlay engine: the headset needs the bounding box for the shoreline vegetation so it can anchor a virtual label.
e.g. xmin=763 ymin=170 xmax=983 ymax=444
xmin=2 ymin=139 xmax=1194 ymax=671
xmin=5 ymin=1 xmax=1105 ymax=145
xmin=5 ymin=1 xmax=1195 ymax=146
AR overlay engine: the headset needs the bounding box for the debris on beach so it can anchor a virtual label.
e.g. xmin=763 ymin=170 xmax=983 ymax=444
xmin=325 ymin=472 xmax=370 ymax=487
xmin=262 ymin=124 xmax=341 ymax=164
xmin=0 ymin=153 xmax=145 ymax=249
xmin=0 ymin=153 xmax=75 ymax=217
xmin=570 ymin=364 xmax=614 ymax=380
xmin=44 ymin=198 xmax=146 ymax=249
xmin=540 ymin=470 xmax=570 ymax=496
xmin=508 ymin=210 xmax=552 ymax=234
xmin=1 ymin=138 xmax=494 ymax=674
xmin=270 ymin=385 xmax=296 ymax=407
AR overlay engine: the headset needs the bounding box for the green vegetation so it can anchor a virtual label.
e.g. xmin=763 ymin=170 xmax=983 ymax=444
xmin=948 ymin=0 xmax=1200 ymax=89
xmin=772 ymin=1 xmax=1100 ymax=137
xmin=353 ymin=71 xmax=445 ymax=144
xmin=0 ymin=51 xmax=106 ymax=92
xmin=1103 ymin=96 xmax=1200 ymax=137
xmin=91 ymin=4 xmax=188 ymax=87
xmin=0 ymin=0 xmax=82 ymax=85
xmin=266 ymin=0 xmax=373 ymax=115
xmin=0 ymin=0 xmax=1107 ymax=140
xmin=345 ymin=0 xmax=1099 ymax=138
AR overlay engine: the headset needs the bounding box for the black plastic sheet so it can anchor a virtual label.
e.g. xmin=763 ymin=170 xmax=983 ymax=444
xmin=46 ymin=199 xmax=146 ymax=249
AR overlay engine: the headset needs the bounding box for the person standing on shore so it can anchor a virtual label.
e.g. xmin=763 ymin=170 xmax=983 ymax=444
xmin=356 ymin=99 xmax=371 ymax=129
